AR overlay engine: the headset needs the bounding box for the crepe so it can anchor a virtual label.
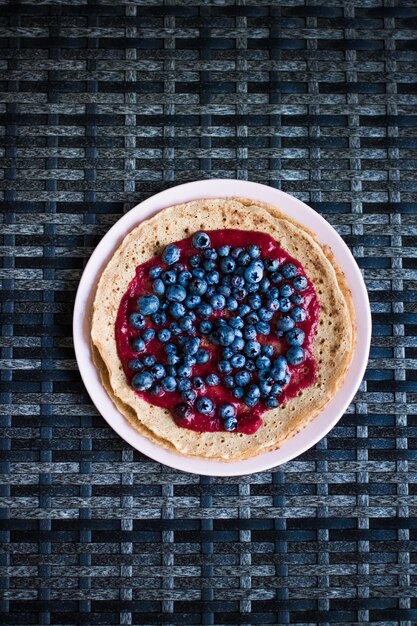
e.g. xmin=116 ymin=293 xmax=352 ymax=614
xmin=91 ymin=198 xmax=355 ymax=461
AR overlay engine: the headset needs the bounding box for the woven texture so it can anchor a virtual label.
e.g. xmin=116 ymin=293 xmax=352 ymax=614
xmin=1 ymin=2 xmax=416 ymax=624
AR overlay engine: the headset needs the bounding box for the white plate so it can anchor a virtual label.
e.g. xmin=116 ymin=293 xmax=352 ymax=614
xmin=73 ymin=180 xmax=371 ymax=476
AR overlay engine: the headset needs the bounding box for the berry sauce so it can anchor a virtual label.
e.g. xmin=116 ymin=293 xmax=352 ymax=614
xmin=115 ymin=230 xmax=320 ymax=434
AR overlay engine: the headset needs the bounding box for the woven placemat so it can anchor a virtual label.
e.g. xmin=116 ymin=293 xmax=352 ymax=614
xmin=1 ymin=2 xmax=416 ymax=624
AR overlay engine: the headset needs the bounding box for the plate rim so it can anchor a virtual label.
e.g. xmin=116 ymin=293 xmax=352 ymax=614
xmin=73 ymin=179 xmax=371 ymax=476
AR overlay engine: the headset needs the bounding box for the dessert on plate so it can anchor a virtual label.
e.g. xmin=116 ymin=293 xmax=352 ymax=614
xmin=91 ymin=198 xmax=355 ymax=461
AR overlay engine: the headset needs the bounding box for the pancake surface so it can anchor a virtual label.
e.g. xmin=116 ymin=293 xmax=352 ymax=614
xmin=91 ymin=198 xmax=355 ymax=461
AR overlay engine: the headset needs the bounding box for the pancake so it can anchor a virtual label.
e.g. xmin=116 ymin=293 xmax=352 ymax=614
xmin=91 ymin=198 xmax=355 ymax=461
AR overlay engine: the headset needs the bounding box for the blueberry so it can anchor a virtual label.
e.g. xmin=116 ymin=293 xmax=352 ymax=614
xmin=174 ymin=402 xmax=191 ymax=419
xmin=218 ymin=285 xmax=231 ymax=297
xmin=258 ymin=369 xmax=272 ymax=382
xmin=243 ymin=325 xmax=256 ymax=340
xmin=291 ymin=293 xmax=304 ymax=305
xmin=193 ymin=376 xmax=205 ymax=390
xmin=222 ymin=375 xmax=235 ymax=389
xmin=233 ymin=387 xmax=244 ymax=399
xmin=205 ymin=248 xmax=217 ymax=260
xmin=256 ymin=356 xmax=271 ymax=370
xmin=166 ymin=284 xmax=187 ymax=302
xmin=222 ymin=347 xmax=234 ymax=360
xmin=206 ymin=373 xmax=220 ymax=386
xmin=271 ymin=367 xmax=286 ymax=382
xmin=178 ymin=270 xmax=192 ymax=286
xmin=238 ymin=304 xmax=251 ymax=317
xmin=224 ymin=417 xmax=238 ymax=431
xmin=230 ymin=354 xmax=246 ymax=369
xmin=280 ymin=283 xmax=293 ymax=298
xmin=258 ymin=308 xmax=273 ymax=322
xmin=195 ymin=349 xmax=210 ymax=364
xmin=128 ymin=358 xmax=143 ymax=371
xmin=246 ymin=312 xmax=259 ymax=325
xmin=276 ymin=316 xmax=295 ymax=333
xmin=247 ymin=384 xmax=260 ymax=399
xmin=248 ymin=294 xmax=262 ymax=310
xmin=170 ymin=302 xmax=186 ymax=318
xmin=259 ymin=380 xmax=273 ymax=396
xmin=282 ymin=263 xmax=298 ymax=279
xmin=150 ymin=383 xmax=161 ymax=395
xmin=143 ymin=354 xmax=156 ymax=367
xmin=269 ymin=287 xmax=280 ymax=299
xmin=285 ymin=327 xmax=305 ymax=346
xmin=274 ymin=356 xmax=288 ymax=371
xmin=200 ymin=320 xmax=212 ymax=335
xmin=189 ymin=277 xmax=208 ymax=296
xmin=180 ymin=315 xmax=193 ymax=331
xmin=151 ymin=363 xmax=166 ymax=379
xmin=177 ymin=364 xmax=192 ymax=378
xmin=256 ymin=321 xmax=270 ymax=335
xmin=226 ymin=297 xmax=238 ymax=311
xmin=222 ymin=275 xmax=232 ymax=287
xmin=271 ymin=383 xmax=283 ymax=396
xmin=195 ymin=396 xmax=214 ymax=415
xmin=271 ymin=272 xmax=283 ymax=284
xmin=259 ymin=277 xmax=271 ymax=293
xmin=217 ymin=359 xmax=232 ymax=374
xmin=161 ymin=376 xmax=176 ymax=392
xmin=245 ymin=359 xmax=256 ymax=372
xmin=178 ymin=378 xmax=192 ymax=392
xmin=244 ymin=396 xmax=259 ymax=408
xmin=152 ymin=278 xmax=165 ymax=296
xmin=151 ymin=311 xmax=166 ymax=326
xmin=164 ymin=343 xmax=177 ymax=354
xmin=169 ymin=322 xmax=182 ymax=335
xmin=192 ymin=268 xmax=205 ymax=280
xmin=196 ymin=303 xmax=213 ymax=318
xmin=244 ymin=261 xmax=264 ymax=284
xmin=185 ymin=294 xmax=201 ymax=309
xmin=184 ymin=337 xmax=200 ymax=355
xmin=237 ymin=251 xmax=251 ymax=266
xmin=266 ymin=397 xmax=279 ymax=408
xmin=210 ymin=294 xmax=225 ymax=310
xmin=265 ymin=258 xmax=279 ymax=272
xmin=232 ymin=275 xmax=245 ymax=289
xmin=132 ymin=371 xmax=153 ymax=391
xmin=219 ymin=403 xmax=236 ymax=419
xmin=184 ymin=355 xmax=197 ymax=367
xmin=231 ymin=337 xmax=245 ymax=352
xmin=167 ymin=353 xmax=180 ymax=366
xmin=218 ymin=245 xmax=231 ymax=257
xmin=279 ymin=297 xmax=292 ymax=313
xmin=131 ymin=337 xmax=145 ymax=352
xmin=149 ymin=266 xmax=162 ymax=279
xmin=161 ymin=269 xmax=177 ymax=285
xmin=229 ymin=317 xmax=244 ymax=330
xmin=189 ymin=254 xmax=201 ymax=267
xmin=157 ymin=329 xmax=170 ymax=342
xmin=262 ymin=345 xmax=274 ymax=357
xmin=235 ymin=370 xmax=251 ymax=387
xmin=244 ymin=340 xmax=261 ymax=358
xmin=248 ymin=244 xmax=261 ymax=259
xmin=162 ymin=244 xmax=181 ymax=266
xmin=293 ymin=275 xmax=308 ymax=291
xmin=166 ymin=365 xmax=177 ymax=377
xmin=192 ymin=231 xmax=211 ymax=249
xmin=266 ymin=298 xmax=280 ymax=312
xmin=230 ymin=247 xmax=243 ymax=259
xmin=137 ymin=295 xmax=159 ymax=316
xmin=206 ymin=270 xmax=220 ymax=285
xmin=219 ymin=257 xmax=236 ymax=274
xmin=213 ymin=325 xmax=235 ymax=347
xmin=291 ymin=306 xmax=307 ymax=323
xmin=129 ymin=313 xmax=146 ymax=330
xmin=287 ymin=346 xmax=305 ymax=365
xmin=182 ymin=390 xmax=197 ymax=403
xmin=142 ymin=328 xmax=155 ymax=343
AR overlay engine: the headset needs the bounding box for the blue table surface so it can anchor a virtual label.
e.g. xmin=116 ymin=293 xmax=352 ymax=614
xmin=1 ymin=2 xmax=416 ymax=625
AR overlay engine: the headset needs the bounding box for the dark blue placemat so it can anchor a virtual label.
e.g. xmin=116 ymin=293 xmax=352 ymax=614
xmin=1 ymin=1 xmax=416 ymax=624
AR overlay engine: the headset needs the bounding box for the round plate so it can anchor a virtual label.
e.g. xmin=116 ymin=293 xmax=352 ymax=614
xmin=73 ymin=180 xmax=371 ymax=476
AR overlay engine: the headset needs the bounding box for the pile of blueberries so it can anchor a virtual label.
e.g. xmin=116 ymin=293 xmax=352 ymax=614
xmin=127 ymin=231 xmax=309 ymax=432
